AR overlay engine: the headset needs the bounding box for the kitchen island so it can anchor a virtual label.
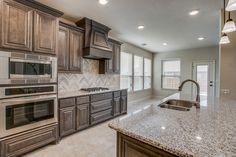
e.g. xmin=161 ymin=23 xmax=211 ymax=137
xmin=109 ymin=93 xmax=236 ymax=157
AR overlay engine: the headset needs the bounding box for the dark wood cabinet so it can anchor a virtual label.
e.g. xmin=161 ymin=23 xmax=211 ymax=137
xmin=76 ymin=104 xmax=89 ymax=130
xmin=59 ymin=106 xmax=76 ymax=137
xmin=121 ymin=96 xmax=127 ymax=114
xmin=0 ymin=0 xmax=33 ymax=51
xmin=99 ymin=39 xmax=122 ymax=74
xmin=0 ymin=0 xmax=63 ymax=55
xmin=57 ymin=22 xmax=84 ymax=73
xmin=58 ymin=90 xmax=128 ymax=138
xmin=58 ymin=25 xmax=70 ymax=71
xmin=69 ymin=29 xmax=83 ymax=72
xmin=33 ymin=10 xmax=58 ymax=54
xmin=117 ymin=133 xmax=177 ymax=157
xmin=113 ymin=97 xmax=121 ymax=116
xmin=0 ymin=124 xmax=58 ymax=157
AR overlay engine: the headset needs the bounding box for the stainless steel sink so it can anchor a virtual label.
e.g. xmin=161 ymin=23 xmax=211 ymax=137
xmin=158 ymin=99 xmax=199 ymax=111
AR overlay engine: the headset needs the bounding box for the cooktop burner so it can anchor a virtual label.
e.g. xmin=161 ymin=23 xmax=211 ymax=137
xmin=80 ymin=87 xmax=109 ymax=92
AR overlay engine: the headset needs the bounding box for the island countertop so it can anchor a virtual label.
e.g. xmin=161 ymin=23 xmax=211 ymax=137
xmin=108 ymin=93 xmax=236 ymax=157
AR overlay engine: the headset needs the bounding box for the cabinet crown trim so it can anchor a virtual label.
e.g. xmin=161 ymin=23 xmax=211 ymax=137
xmin=15 ymin=0 xmax=64 ymax=17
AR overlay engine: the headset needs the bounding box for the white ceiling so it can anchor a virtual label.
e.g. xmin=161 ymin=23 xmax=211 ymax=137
xmin=36 ymin=0 xmax=222 ymax=53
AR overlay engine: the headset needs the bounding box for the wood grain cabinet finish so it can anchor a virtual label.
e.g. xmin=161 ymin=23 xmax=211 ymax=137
xmin=0 ymin=0 xmax=33 ymax=51
xmin=0 ymin=125 xmax=57 ymax=157
xmin=99 ymin=39 xmax=122 ymax=74
xmin=59 ymin=106 xmax=76 ymax=137
xmin=113 ymin=97 xmax=121 ymax=116
xmin=57 ymin=22 xmax=84 ymax=73
xmin=69 ymin=29 xmax=83 ymax=72
xmin=76 ymin=104 xmax=89 ymax=130
xmin=57 ymin=25 xmax=69 ymax=71
xmin=33 ymin=10 xmax=58 ymax=54
xmin=121 ymin=96 xmax=127 ymax=114
xmin=90 ymin=109 xmax=113 ymax=125
xmin=117 ymin=133 xmax=177 ymax=157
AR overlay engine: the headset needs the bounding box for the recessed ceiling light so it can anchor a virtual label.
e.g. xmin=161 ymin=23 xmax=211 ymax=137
xmin=142 ymin=43 xmax=147 ymax=46
xmin=198 ymin=37 xmax=205 ymax=41
xmin=99 ymin=0 xmax=108 ymax=5
xmin=163 ymin=43 xmax=168 ymax=46
xmin=189 ymin=10 xmax=199 ymax=16
xmin=137 ymin=25 xmax=145 ymax=30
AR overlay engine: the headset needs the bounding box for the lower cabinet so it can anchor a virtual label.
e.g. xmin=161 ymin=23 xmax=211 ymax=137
xmin=121 ymin=96 xmax=127 ymax=114
xmin=59 ymin=106 xmax=76 ymax=137
xmin=59 ymin=90 xmax=128 ymax=138
xmin=76 ymin=104 xmax=89 ymax=130
xmin=113 ymin=97 xmax=121 ymax=116
xmin=0 ymin=124 xmax=58 ymax=157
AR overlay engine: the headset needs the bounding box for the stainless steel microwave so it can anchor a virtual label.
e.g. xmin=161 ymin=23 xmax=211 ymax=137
xmin=0 ymin=51 xmax=57 ymax=85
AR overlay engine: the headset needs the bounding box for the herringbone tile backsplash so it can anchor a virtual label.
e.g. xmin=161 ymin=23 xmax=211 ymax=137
xmin=58 ymin=59 xmax=120 ymax=93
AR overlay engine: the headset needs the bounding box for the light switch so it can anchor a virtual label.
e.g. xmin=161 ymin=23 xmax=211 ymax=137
xmin=222 ymin=89 xmax=230 ymax=95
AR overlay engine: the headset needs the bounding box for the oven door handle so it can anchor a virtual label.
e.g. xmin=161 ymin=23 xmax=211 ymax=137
xmin=0 ymin=95 xmax=57 ymax=105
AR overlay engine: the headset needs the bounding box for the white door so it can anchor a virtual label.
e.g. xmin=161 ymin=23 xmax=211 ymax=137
xmin=192 ymin=61 xmax=215 ymax=97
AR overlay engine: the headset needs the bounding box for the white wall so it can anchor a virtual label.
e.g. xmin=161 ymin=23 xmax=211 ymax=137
xmin=153 ymin=46 xmax=219 ymax=97
xmin=121 ymin=43 xmax=154 ymax=102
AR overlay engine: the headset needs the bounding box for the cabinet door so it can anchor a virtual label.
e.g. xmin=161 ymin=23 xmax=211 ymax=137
xmin=69 ymin=29 xmax=83 ymax=72
xmin=1 ymin=0 xmax=33 ymax=51
xmin=121 ymin=96 xmax=127 ymax=114
xmin=105 ymin=42 xmax=114 ymax=73
xmin=77 ymin=104 xmax=89 ymax=130
xmin=59 ymin=107 xmax=76 ymax=137
xmin=113 ymin=97 xmax=121 ymax=116
xmin=113 ymin=43 xmax=121 ymax=74
xmin=34 ymin=10 xmax=57 ymax=54
xmin=57 ymin=25 xmax=69 ymax=71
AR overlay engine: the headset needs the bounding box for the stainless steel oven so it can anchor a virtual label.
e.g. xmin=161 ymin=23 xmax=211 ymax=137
xmin=0 ymin=51 xmax=57 ymax=85
xmin=0 ymin=93 xmax=58 ymax=138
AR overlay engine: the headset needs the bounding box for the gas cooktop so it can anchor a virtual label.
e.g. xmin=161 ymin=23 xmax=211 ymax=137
xmin=80 ymin=87 xmax=109 ymax=92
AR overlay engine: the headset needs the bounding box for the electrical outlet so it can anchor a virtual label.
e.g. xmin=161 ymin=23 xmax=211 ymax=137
xmin=222 ymin=89 xmax=230 ymax=95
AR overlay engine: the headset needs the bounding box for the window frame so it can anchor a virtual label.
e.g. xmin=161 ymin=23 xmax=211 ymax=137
xmin=120 ymin=52 xmax=152 ymax=93
xmin=161 ymin=59 xmax=181 ymax=90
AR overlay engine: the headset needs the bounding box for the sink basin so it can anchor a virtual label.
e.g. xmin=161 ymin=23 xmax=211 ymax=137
xmin=158 ymin=99 xmax=199 ymax=111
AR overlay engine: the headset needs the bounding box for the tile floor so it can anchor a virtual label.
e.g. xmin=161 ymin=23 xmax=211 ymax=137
xmin=24 ymin=98 xmax=162 ymax=157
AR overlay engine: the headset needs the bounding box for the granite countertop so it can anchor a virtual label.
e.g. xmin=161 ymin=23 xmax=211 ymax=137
xmin=109 ymin=93 xmax=236 ymax=157
xmin=58 ymin=88 xmax=128 ymax=99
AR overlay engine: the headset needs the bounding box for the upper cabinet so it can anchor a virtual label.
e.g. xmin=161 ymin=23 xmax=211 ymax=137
xmin=0 ymin=0 xmax=63 ymax=54
xmin=99 ymin=38 xmax=122 ymax=74
xmin=33 ymin=11 xmax=58 ymax=54
xmin=76 ymin=18 xmax=112 ymax=60
xmin=0 ymin=0 xmax=33 ymax=51
xmin=57 ymin=22 xmax=84 ymax=73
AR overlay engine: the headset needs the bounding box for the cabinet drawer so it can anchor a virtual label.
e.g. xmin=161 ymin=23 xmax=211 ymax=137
xmin=121 ymin=90 xmax=127 ymax=96
xmin=0 ymin=125 xmax=57 ymax=157
xmin=91 ymin=99 xmax=112 ymax=114
xmin=90 ymin=109 xmax=112 ymax=125
xmin=59 ymin=98 xmax=75 ymax=108
xmin=76 ymin=96 xmax=90 ymax=105
xmin=91 ymin=92 xmax=112 ymax=102
xmin=114 ymin=91 xmax=121 ymax=98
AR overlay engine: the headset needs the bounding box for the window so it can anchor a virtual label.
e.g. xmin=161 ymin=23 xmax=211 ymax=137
xmin=144 ymin=58 xmax=152 ymax=89
xmin=162 ymin=60 xmax=181 ymax=89
xmin=134 ymin=55 xmax=144 ymax=91
xmin=120 ymin=52 xmax=133 ymax=91
xmin=120 ymin=52 xmax=152 ymax=92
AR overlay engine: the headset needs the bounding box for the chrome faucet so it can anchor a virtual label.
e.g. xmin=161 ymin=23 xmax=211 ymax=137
xmin=178 ymin=79 xmax=200 ymax=108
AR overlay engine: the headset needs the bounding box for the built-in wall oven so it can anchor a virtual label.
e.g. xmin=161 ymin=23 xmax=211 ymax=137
xmin=0 ymin=85 xmax=58 ymax=138
xmin=0 ymin=51 xmax=57 ymax=85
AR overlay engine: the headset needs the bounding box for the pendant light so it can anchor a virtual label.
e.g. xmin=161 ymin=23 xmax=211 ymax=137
xmin=226 ymin=0 xmax=236 ymax=11
xmin=220 ymin=0 xmax=230 ymax=44
xmin=220 ymin=33 xmax=231 ymax=44
xmin=222 ymin=12 xmax=236 ymax=33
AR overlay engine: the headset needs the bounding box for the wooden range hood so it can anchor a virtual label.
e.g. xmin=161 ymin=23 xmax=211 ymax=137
xmin=76 ymin=18 xmax=112 ymax=60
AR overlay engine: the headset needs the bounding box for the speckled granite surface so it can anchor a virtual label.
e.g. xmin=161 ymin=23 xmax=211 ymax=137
xmin=109 ymin=93 xmax=236 ymax=157
xmin=58 ymin=88 xmax=128 ymax=99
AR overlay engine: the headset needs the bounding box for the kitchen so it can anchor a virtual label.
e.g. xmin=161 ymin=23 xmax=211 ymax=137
xmin=0 ymin=0 xmax=235 ymax=157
